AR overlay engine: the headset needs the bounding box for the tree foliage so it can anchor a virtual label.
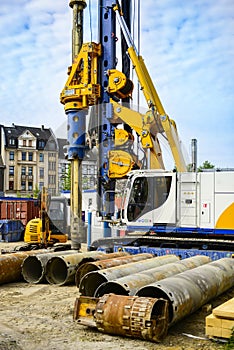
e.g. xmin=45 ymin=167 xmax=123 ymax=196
xmin=61 ymin=164 xmax=71 ymax=190
xmin=197 ymin=160 xmax=215 ymax=172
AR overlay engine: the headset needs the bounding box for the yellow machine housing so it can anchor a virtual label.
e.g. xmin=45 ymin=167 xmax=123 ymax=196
xmin=24 ymin=218 xmax=68 ymax=245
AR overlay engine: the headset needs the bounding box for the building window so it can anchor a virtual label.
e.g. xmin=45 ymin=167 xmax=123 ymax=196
xmin=39 ymin=168 xmax=44 ymax=178
xmin=90 ymin=176 xmax=95 ymax=188
xmin=22 ymin=152 xmax=26 ymax=161
xmin=28 ymin=167 xmax=33 ymax=176
xmin=21 ymin=167 xmax=26 ymax=175
xmin=28 ymin=152 xmax=33 ymax=161
xmin=49 ymin=175 xmax=56 ymax=185
xmin=9 ymin=166 xmax=14 ymax=176
xmin=29 ymin=140 xmax=32 ymax=147
xmin=21 ymin=181 xmax=26 ymax=190
xmin=9 ymin=181 xmax=14 ymax=190
xmin=23 ymin=140 xmax=26 ymax=146
xmin=49 ymin=152 xmax=56 ymax=158
xmin=39 ymin=153 xmax=44 ymax=162
xmin=38 ymin=140 xmax=45 ymax=149
xmin=9 ymin=151 xmax=14 ymax=160
xmin=28 ymin=182 xmax=33 ymax=191
xmin=49 ymin=162 xmax=56 ymax=171
xmin=39 ymin=182 xmax=44 ymax=190
xmin=28 ymin=167 xmax=31 ymax=175
xmin=9 ymin=138 xmax=15 ymax=146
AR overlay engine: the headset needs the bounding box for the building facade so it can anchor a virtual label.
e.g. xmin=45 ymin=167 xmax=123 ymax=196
xmin=57 ymin=138 xmax=97 ymax=192
xmin=0 ymin=124 xmax=97 ymax=197
xmin=0 ymin=124 xmax=59 ymax=196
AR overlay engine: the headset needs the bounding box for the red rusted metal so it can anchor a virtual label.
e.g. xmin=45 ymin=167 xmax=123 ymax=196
xmin=79 ymin=255 xmax=179 ymax=296
xmin=0 ymin=249 xmax=47 ymax=285
xmin=75 ymin=252 xmax=153 ymax=287
xmin=74 ymin=294 xmax=169 ymax=342
xmin=0 ymin=199 xmax=40 ymax=226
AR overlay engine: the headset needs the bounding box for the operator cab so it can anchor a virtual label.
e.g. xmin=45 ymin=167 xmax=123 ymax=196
xmin=121 ymin=170 xmax=177 ymax=229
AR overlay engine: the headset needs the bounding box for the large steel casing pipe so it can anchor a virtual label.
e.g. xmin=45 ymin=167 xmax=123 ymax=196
xmin=75 ymin=252 xmax=153 ymax=287
xmin=45 ymin=251 xmax=103 ymax=285
xmin=95 ymin=255 xmax=211 ymax=297
xmin=0 ymin=250 xmax=48 ymax=285
xmin=22 ymin=250 xmax=78 ymax=284
xmin=137 ymin=257 xmax=234 ymax=325
xmin=94 ymin=294 xmax=168 ymax=342
xmin=79 ymin=255 xmax=179 ymax=296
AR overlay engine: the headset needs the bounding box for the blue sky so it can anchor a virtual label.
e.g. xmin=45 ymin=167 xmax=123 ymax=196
xmin=0 ymin=0 xmax=233 ymax=168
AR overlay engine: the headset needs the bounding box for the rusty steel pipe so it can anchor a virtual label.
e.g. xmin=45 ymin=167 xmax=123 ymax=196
xmin=45 ymin=251 xmax=104 ymax=285
xmin=77 ymin=251 xmax=130 ymax=267
xmin=95 ymin=294 xmax=168 ymax=342
xmin=22 ymin=250 xmax=78 ymax=284
xmin=137 ymin=257 xmax=234 ymax=325
xmin=0 ymin=249 xmax=48 ymax=285
xmin=75 ymin=253 xmax=153 ymax=287
xmin=79 ymin=255 xmax=179 ymax=296
xmin=95 ymin=255 xmax=211 ymax=297
xmin=74 ymin=294 xmax=169 ymax=342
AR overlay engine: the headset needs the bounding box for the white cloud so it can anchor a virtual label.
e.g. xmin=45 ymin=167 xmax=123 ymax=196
xmin=0 ymin=0 xmax=233 ymax=168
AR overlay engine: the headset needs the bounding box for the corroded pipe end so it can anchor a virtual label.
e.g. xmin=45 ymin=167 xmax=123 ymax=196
xmin=95 ymin=294 xmax=169 ymax=342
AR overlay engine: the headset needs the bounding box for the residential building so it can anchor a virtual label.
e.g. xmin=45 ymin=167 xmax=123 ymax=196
xmin=0 ymin=124 xmax=59 ymax=196
xmin=57 ymin=138 xmax=97 ymax=191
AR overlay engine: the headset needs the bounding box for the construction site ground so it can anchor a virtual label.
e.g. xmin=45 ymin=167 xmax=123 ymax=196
xmin=1 ymin=242 xmax=233 ymax=350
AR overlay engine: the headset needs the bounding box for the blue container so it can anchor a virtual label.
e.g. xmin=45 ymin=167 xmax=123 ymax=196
xmin=0 ymin=220 xmax=24 ymax=242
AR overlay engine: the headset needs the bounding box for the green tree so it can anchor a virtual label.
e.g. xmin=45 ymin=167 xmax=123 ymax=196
xmin=61 ymin=164 xmax=71 ymax=190
xmin=197 ymin=160 xmax=215 ymax=172
xmin=33 ymin=184 xmax=40 ymax=198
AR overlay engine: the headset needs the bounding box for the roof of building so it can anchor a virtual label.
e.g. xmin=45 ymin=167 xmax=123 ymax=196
xmin=57 ymin=138 xmax=68 ymax=159
xmin=3 ymin=124 xmax=55 ymax=149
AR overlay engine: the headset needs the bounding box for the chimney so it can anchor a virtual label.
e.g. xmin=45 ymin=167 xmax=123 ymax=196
xmin=41 ymin=125 xmax=44 ymax=130
xmin=191 ymin=138 xmax=197 ymax=172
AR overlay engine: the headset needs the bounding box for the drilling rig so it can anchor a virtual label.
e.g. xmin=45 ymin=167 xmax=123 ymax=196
xmin=61 ymin=1 xmax=234 ymax=259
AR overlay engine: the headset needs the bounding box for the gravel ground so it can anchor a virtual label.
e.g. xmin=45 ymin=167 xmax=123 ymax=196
xmin=0 ymin=242 xmax=233 ymax=350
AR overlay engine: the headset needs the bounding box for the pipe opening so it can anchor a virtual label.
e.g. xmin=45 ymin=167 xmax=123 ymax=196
xmin=22 ymin=256 xmax=43 ymax=283
xmin=75 ymin=264 xmax=99 ymax=287
xmin=94 ymin=281 xmax=128 ymax=297
xmin=137 ymin=286 xmax=173 ymax=323
xmin=79 ymin=272 xmax=107 ymax=296
xmin=46 ymin=258 xmax=68 ymax=285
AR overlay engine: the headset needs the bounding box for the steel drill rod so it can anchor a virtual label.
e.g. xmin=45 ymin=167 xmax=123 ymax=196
xmin=79 ymin=254 xmax=179 ymax=296
xmin=75 ymin=252 xmax=153 ymax=287
xmin=136 ymin=257 xmax=234 ymax=325
xmin=95 ymin=255 xmax=211 ymax=297
xmin=45 ymin=251 xmax=105 ymax=285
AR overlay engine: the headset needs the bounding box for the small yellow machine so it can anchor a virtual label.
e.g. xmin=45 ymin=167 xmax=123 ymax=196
xmin=24 ymin=187 xmax=68 ymax=247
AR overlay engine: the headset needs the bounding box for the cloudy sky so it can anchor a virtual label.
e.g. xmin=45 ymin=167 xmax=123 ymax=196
xmin=0 ymin=0 xmax=233 ymax=169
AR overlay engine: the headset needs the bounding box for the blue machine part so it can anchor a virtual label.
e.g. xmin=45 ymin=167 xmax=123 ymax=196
xmin=66 ymin=109 xmax=87 ymax=160
xmin=124 ymin=224 xmax=234 ymax=237
xmin=97 ymin=1 xmax=118 ymax=218
xmin=113 ymin=245 xmax=234 ymax=261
